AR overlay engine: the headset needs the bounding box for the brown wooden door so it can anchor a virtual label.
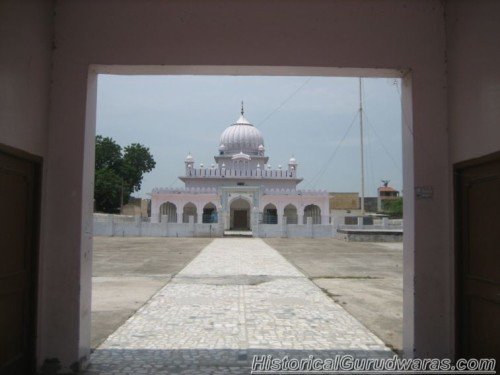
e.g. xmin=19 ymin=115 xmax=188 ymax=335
xmin=233 ymin=210 xmax=248 ymax=230
xmin=456 ymin=153 xmax=500 ymax=359
xmin=0 ymin=150 xmax=39 ymax=374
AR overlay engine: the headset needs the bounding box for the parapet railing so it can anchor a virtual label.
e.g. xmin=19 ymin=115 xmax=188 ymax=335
xmin=151 ymin=187 xmax=218 ymax=194
xmin=338 ymin=218 xmax=403 ymax=230
xmin=151 ymin=187 xmax=329 ymax=195
xmin=184 ymin=168 xmax=297 ymax=178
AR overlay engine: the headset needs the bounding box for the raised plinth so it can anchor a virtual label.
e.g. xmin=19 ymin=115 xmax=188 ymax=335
xmin=223 ymin=230 xmax=253 ymax=237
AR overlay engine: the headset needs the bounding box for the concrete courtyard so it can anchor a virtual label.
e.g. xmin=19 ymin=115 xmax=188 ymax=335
xmin=89 ymin=237 xmax=402 ymax=374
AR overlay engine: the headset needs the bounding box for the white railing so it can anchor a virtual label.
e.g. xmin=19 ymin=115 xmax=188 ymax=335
xmin=185 ymin=168 xmax=297 ymax=179
xmin=338 ymin=218 xmax=403 ymax=230
xmin=151 ymin=187 xmax=329 ymax=196
xmin=152 ymin=187 xmax=218 ymax=194
xmin=263 ymin=188 xmax=328 ymax=196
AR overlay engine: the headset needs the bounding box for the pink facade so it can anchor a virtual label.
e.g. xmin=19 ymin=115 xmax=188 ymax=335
xmin=151 ymin=110 xmax=330 ymax=229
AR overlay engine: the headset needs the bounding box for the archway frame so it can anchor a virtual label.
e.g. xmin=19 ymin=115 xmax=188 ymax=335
xmin=202 ymin=201 xmax=218 ymax=223
xmin=283 ymin=203 xmax=298 ymax=224
xmin=182 ymin=201 xmax=198 ymax=223
xmin=77 ymin=65 xmax=418 ymax=366
xmin=159 ymin=201 xmax=178 ymax=223
xmin=263 ymin=203 xmax=278 ymax=224
xmin=41 ymin=30 xmax=453 ymax=368
xmin=303 ymin=204 xmax=321 ymax=224
xmin=228 ymin=196 xmax=252 ymax=230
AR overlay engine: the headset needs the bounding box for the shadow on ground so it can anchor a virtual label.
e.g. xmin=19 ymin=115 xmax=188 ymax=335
xmin=84 ymin=348 xmax=394 ymax=375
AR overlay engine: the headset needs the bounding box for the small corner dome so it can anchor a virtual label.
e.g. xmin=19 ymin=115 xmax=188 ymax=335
xmin=258 ymin=144 xmax=265 ymax=151
xmin=219 ymin=144 xmax=226 ymax=151
xmin=289 ymin=156 xmax=297 ymax=164
xmin=185 ymin=153 xmax=194 ymax=162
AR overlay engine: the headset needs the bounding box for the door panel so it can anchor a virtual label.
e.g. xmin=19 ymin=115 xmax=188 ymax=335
xmin=0 ymin=150 xmax=39 ymax=375
xmin=456 ymin=153 xmax=500 ymax=359
xmin=233 ymin=210 xmax=248 ymax=229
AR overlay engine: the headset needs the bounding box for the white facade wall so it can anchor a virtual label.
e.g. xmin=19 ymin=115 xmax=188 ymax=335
xmin=150 ymin=188 xmax=330 ymax=229
xmin=93 ymin=214 xmax=334 ymax=238
xmin=151 ymin=193 xmax=219 ymax=223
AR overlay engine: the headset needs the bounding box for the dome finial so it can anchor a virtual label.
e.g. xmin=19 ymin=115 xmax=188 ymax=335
xmin=241 ymin=101 xmax=244 ymax=116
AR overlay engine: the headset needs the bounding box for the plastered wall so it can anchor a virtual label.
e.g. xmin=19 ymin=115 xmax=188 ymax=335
xmin=446 ymin=0 xmax=500 ymax=163
xmin=0 ymin=0 xmax=52 ymax=157
xmin=43 ymin=1 xmax=450 ymax=370
xmin=9 ymin=0 xmax=497 ymax=371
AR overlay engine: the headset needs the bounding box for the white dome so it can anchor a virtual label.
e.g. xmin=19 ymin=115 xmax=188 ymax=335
xmin=219 ymin=114 xmax=264 ymax=155
xmin=289 ymin=155 xmax=297 ymax=164
xmin=185 ymin=153 xmax=194 ymax=162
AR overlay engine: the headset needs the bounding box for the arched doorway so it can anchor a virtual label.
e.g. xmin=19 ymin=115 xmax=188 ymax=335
xmin=263 ymin=203 xmax=278 ymax=224
xmin=182 ymin=202 xmax=197 ymax=223
xmin=304 ymin=204 xmax=321 ymax=224
xmin=159 ymin=201 xmax=177 ymax=223
xmin=202 ymin=202 xmax=218 ymax=223
xmin=230 ymin=198 xmax=251 ymax=230
xmin=284 ymin=204 xmax=298 ymax=224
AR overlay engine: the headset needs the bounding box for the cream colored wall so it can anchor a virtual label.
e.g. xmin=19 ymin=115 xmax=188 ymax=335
xmin=446 ymin=0 xmax=500 ymax=163
xmin=2 ymin=0 xmax=485 ymax=370
xmin=329 ymin=193 xmax=359 ymax=210
xmin=44 ymin=2 xmax=450 ymax=369
xmin=0 ymin=0 xmax=52 ymax=157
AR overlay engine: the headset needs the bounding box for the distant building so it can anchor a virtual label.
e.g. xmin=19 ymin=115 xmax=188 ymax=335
xmin=362 ymin=197 xmax=378 ymax=213
xmin=150 ymin=106 xmax=329 ymax=233
xmin=377 ymin=180 xmax=400 ymax=212
xmin=121 ymin=197 xmax=149 ymax=217
xmin=329 ymin=192 xmax=359 ymax=210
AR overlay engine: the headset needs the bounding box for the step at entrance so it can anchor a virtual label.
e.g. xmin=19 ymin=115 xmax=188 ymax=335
xmin=224 ymin=230 xmax=253 ymax=237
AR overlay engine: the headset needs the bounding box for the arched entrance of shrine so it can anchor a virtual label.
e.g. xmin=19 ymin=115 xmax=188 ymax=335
xmin=229 ymin=198 xmax=251 ymax=230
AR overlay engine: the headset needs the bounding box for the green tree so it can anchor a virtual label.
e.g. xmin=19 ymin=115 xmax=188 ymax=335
xmin=94 ymin=168 xmax=123 ymax=213
xmin=382 ymin=198 xmax=403 ymax=218
xmin=94 ymin=136 xmax=156 ymax=213
xmin=122 ymin=143 xmax=156 ymax=192
xmin=95 ymin=135 xmax=122 ymax=171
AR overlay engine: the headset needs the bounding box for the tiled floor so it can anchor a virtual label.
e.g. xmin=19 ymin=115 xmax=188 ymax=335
xmin=86 ymin=238 xmax=392 ymax=374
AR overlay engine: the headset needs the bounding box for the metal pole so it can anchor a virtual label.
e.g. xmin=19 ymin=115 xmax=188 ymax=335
xmin=359 ymin=78 xmax=365 ymax=216
xmin=120 ymin=178 xmax=124 ymax=214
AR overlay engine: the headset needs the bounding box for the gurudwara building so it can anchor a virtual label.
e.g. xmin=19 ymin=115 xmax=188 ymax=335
xmin=150 ymin=106 xmax=330 ymax=236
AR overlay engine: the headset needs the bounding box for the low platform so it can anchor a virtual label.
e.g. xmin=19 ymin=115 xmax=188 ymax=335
xmin=336 ymin=228 xmax=403 ymax=242
xmin=223 ymin=230 xmax=253 ymax=237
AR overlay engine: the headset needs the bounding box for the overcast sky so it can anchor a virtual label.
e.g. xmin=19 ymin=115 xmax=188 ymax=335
xmin=96 ymin=75 xmax=402 ymax=198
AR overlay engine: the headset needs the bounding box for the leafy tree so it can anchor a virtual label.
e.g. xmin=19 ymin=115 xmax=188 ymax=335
xmin=382 ymin=198 xmax=403 ymax=218
xmin=122 ymin=143 xmax=156 ymax=192
xmin=94 ymin=168 xmax=123 ymax=213
xmin=95 ymin=135 xmax=122 ymax=171
xmin=94 ymin=136 xmax=156 ymax=213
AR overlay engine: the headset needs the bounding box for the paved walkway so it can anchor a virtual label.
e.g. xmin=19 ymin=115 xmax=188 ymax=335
xmin=87 ymin=238 xmax=391 ymax=374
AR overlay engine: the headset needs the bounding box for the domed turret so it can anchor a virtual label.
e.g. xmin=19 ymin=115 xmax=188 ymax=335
xmin=219 ymin=103 xmax=264 ymax=155
xmin=185 ymin=152 xmax=194 ymax=173
xmin=288 ymin=155 xmax=298 ymax=173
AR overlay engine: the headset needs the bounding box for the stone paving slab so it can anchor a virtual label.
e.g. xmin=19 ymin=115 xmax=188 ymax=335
xmin=87 ymin=238 xmax=392 ymax=374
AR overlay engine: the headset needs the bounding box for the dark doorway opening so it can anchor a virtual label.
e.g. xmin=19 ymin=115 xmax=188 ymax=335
xmin=455 ymin=150 xmax=500 ymax=359
xmin=0 ymin=145 xmax=41 ymax=375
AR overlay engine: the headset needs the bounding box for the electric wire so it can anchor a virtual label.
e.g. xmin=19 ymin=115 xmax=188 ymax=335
xmin=257 ymin=77 xmax=313 ymax=128
xmin=306 ymin=111 xmax=359 ymax=188
xmin=363 ymin=111 xmax=402 ymax=173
